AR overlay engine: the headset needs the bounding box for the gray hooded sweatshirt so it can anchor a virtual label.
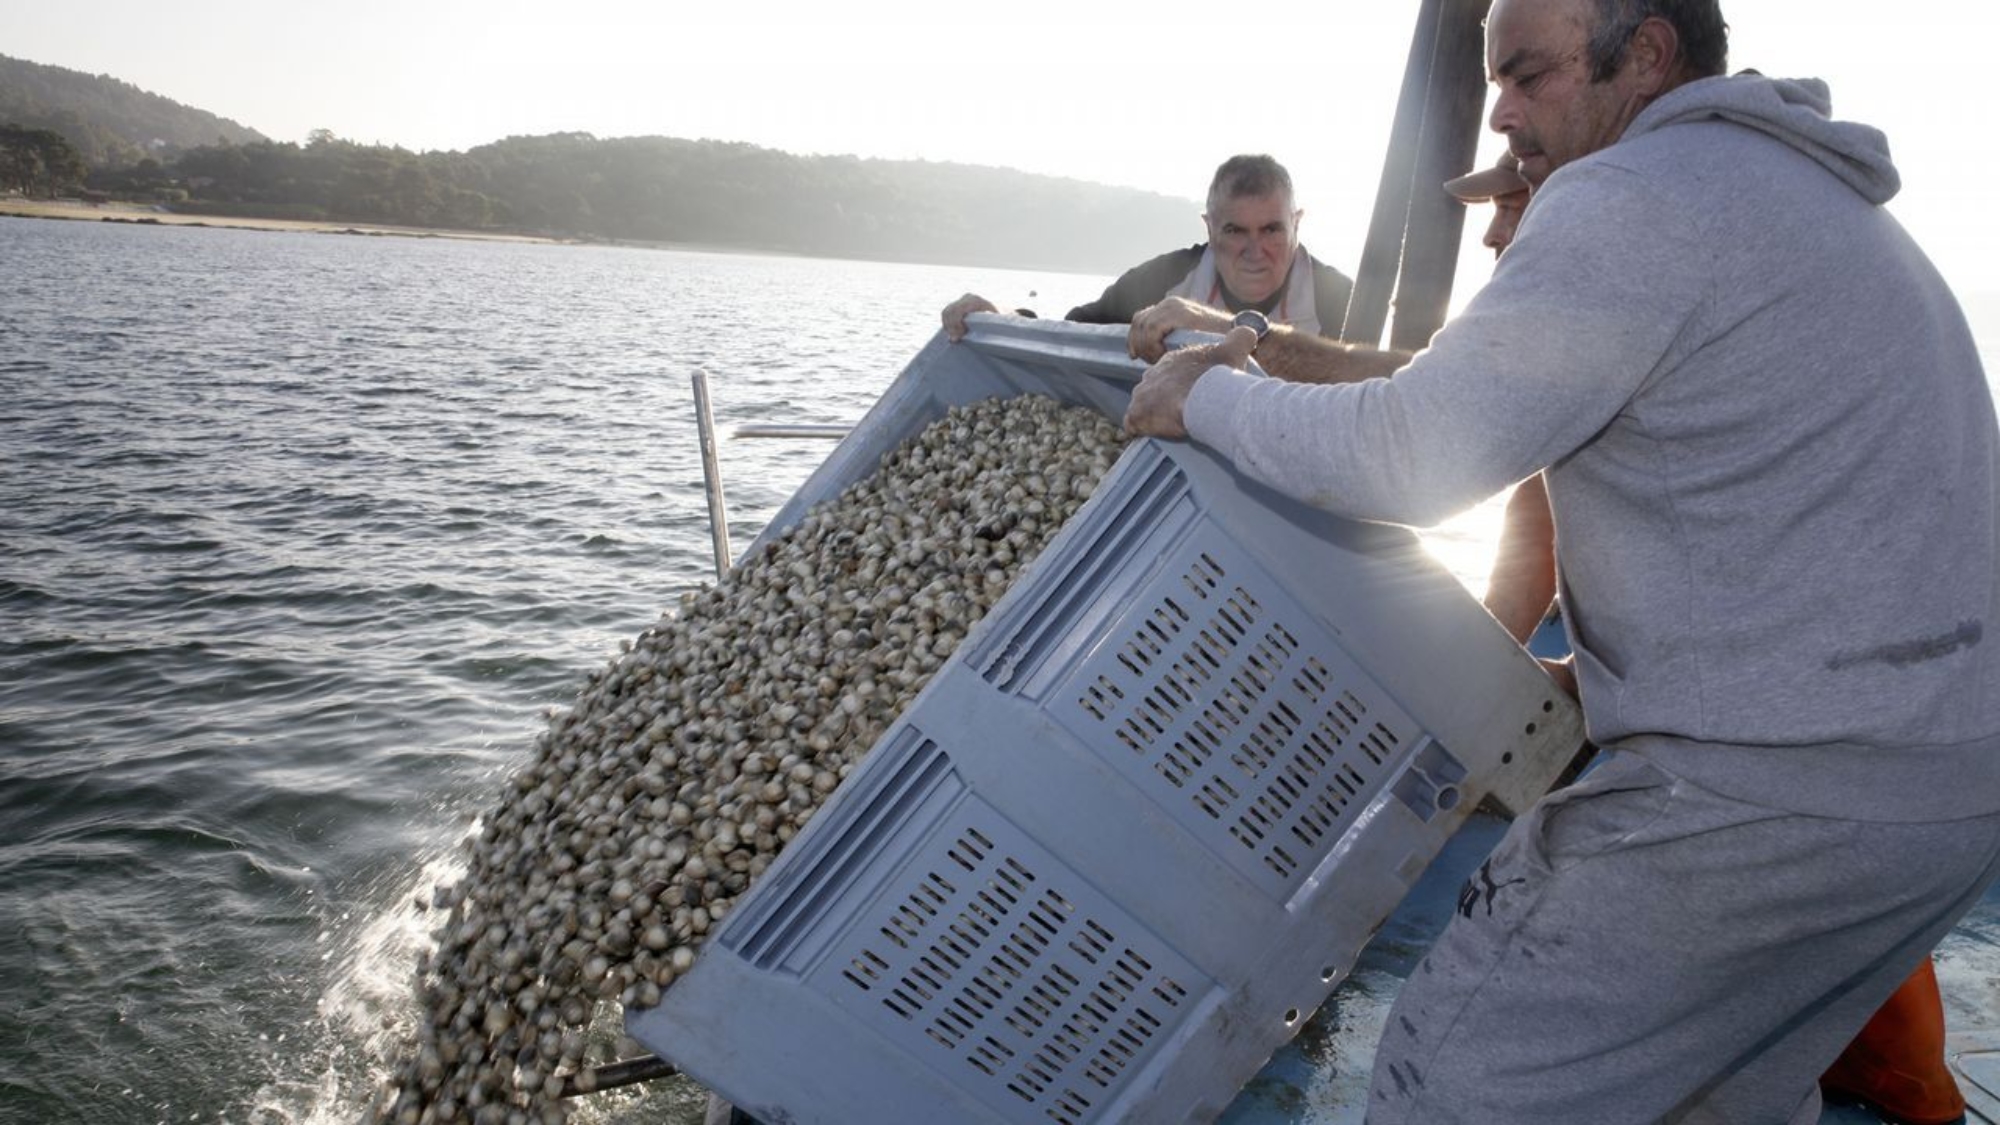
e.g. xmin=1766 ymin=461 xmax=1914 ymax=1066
xmin=1184 ymin=74 xmax=1999 ymax=821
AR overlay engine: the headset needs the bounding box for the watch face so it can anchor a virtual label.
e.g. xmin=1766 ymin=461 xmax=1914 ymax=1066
xmin=1231 ymin=309 xmax=1270 ymax=339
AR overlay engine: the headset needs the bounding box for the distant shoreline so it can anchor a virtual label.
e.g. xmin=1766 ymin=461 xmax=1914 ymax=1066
xmin=0 ymin=199 xmax=1110 ymax=277
xmin=0 ymin=199 xmax=828 ymax=257
xmin=0 ymin=198 xmax=567 ymax=245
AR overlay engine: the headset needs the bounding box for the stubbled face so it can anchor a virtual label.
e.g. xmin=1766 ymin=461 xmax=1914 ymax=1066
xmin=1204 ymin=191 xmax=1301 ymax=305
xmin=1486 ymin=0 xmax=1650 ymax=187
xmin=1485 ymin=190 xmax=1531 ymax=256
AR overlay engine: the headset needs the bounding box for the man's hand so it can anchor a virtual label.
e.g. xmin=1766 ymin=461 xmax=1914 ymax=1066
xmin=942 ymin=293 xmax=1000 ymax=342
xmin=1125 ymin=325 xmax=1258 ymax=440
xmin=1128 ymin=296 xmax=1233 ymax=362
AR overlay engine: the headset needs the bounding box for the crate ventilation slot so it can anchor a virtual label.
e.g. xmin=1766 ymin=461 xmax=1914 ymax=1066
xmin=1058 ymin=537 xmax=1427 ymax=899
xmin=820 ymin=803 xmax=1207 ymax=1124
xmin=975 ymin=444 xmax=1195 ymax=694
xmin=721 ymin=729 xmax=961 ymax=971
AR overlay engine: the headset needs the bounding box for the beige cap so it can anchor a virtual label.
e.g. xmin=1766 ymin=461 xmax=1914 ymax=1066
xmin=1445 ymin=151 xmax=1530 ymax=202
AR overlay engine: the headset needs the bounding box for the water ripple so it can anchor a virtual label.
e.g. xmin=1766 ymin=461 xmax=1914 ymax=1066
xmin=0 ymin=217 xmax=1184 ymax=1123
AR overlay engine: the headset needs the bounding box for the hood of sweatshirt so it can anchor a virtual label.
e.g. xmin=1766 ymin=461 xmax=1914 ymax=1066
xmin=1621 ymin=73 xmax=1901 ymax=205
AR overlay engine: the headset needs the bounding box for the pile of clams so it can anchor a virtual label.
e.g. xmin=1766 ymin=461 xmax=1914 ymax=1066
xmin=369 ymin=395 xmax=1127 ymax=1124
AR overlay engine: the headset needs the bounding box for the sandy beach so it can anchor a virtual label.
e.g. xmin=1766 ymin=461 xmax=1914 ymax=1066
xmin=0 ymin=197 xmax=564 ymax=244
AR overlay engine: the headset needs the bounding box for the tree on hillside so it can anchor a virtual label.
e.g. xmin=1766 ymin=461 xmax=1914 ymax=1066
xmin=0 ymin=124 xmax=86 ymax=196
xmin=85 ymin=155 xmax=179 ymax=201
xmin=0 ymin=53 xmax=265 ymax=166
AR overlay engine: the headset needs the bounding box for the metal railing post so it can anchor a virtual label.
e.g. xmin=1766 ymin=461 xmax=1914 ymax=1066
xmin=691 ymin=369 xmax=732 ymax=580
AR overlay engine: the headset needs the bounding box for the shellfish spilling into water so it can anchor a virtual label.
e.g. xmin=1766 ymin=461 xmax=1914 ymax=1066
xmin=370 ymin=395 xmax=1126 ymax=1124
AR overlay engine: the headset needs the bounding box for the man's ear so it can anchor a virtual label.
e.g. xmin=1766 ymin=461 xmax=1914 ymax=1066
xmin=1627 ymin=16 xmax=1682 ymax=94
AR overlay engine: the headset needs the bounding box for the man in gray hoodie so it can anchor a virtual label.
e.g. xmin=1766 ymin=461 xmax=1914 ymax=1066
xmin=1127 ymin=0 xmax=2000 ymax=1121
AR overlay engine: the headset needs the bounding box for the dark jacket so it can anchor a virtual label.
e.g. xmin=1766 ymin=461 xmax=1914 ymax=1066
xmin=1062 ymin=243 xmax=1354 ymax=339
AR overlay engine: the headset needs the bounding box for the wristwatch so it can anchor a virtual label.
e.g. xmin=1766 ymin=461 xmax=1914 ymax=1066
xmin=1231 ymin=308 xmax=1271 ymax=346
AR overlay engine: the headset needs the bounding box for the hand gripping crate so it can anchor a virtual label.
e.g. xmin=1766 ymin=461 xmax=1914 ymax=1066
xmin=629 ymin=315 xmax=1584 ymax=1123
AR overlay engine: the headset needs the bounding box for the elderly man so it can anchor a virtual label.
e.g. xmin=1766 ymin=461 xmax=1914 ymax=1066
xmin=942 ymin=154 xmax=1353 ymax=343
xmin=1126 ymin=1 xmax=2000 ymax=1122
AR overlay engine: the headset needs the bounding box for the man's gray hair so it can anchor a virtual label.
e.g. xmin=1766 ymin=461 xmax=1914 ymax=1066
xmin=1586 ymin=0 xmax=1728 ymax=82
xmin=1207 ymin=154 xmax=1295 ymax=214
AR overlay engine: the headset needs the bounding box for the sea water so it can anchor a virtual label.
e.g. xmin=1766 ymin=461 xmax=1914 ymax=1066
xmin=0 ymin=217 xmax=1124 ymax=1123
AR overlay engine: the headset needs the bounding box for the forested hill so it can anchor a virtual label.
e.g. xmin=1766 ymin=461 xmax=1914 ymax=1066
xmin=466 ymin=134 xmax=1201 ymax=272
xmin=143 ymin=131 xmax=1200 ymax=273
xmin=5 ymin=54 xmax=1199 ymax=272
xmin=0 ymin=54 xmax=266 ymax=166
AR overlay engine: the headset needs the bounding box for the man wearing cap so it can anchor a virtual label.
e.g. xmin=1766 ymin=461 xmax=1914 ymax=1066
xmin=1447 ymin=150 xmax=1534 ymax=260
xmin=1124 ymin=0 xmax=1999 ymax=1118
xmin=1441 ymin=152 xmax=1564 ymax=651
xmin=942 ymin=154 xmax=1353 ymax=344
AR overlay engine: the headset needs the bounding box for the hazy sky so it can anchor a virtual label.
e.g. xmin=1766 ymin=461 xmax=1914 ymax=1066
xmin=6 ymin=0 xmax=1996 ymax=297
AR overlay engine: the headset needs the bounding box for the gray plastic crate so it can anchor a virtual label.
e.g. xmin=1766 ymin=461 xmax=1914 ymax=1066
xmin=629 ymin=315 xmax=1583 ymax=1123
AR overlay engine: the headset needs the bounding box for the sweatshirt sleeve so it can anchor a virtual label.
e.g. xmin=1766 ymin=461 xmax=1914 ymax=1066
xmin=1185 ymin=165 xmax=1708 ymax=526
